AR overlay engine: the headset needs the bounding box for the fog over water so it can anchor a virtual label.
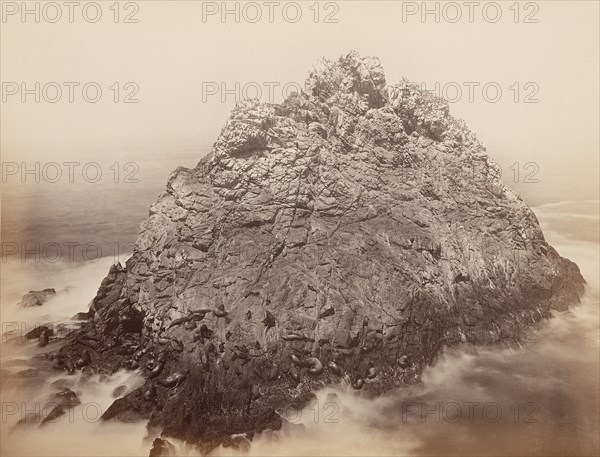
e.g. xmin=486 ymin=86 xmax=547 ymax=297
xmin=0 ymin=200 xmax=598 ymax=456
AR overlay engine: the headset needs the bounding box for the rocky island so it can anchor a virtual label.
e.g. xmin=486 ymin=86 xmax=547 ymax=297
xmin=52 ymin=52 xmax=584 ymax=453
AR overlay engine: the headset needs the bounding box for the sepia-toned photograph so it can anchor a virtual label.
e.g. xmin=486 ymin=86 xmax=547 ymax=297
xmin=1 ymin=1 xmax=598 ymax=456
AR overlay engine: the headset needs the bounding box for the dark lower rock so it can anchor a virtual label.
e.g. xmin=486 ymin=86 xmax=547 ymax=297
xmin=40 ymin=405 xmax=65 ymax=426
xmin=149 ymin=438 xmax=176 ymax=457
xmin=24 ymin=325 xmax=53 ymax=341
xmin=50 ymin=388 xmax=81 ymax=408
xmin=13 ymin=387 xmax=81 ymax=430
xmin=102 ymin=387 xmax=155 ymax=423
xmin=72 ymin=312 xmax=90 ymax=321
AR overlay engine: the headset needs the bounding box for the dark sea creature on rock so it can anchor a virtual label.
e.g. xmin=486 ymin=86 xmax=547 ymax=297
xmin=168 ymin=315 xmax=190 ymax=329
xmin=38 ymin=329 xmax=50 ymax=347
xmin=149 ymin=361 xmax=165 ymax=379
xmin=143 ymin=383 xmax=157 ymax=402
xmin=352 ymin=378 xmax=365 ymax=390
xmin=290 ymin=354 xmax=306 ymax=367
xmin=319 ymin=307 xmax=335 ymax=319
xmin=157 ymin=370 xmax=189 ymax=388
xmin=282 ymin=333 xmax=307 ymax=342
xmin=213 ymin=305 xmax=228 ymax=318
xmin=366 ymin=364 xmax=377 ymax=379
xmin=262 ymin=310 xmax=276 ymax=329
xmin=251 ymin=385 xmax=261 ymax=400
xmin=190 ymin=310 xmax=210 ymax=321
xmin=64 ymin=359 xmax=75 ymax=375
xmin=133 ymin=347 xmax=150 ymax=361
xmin=399 ymin=355 xmax=411 ymax=368
xmin=289 ymin=365 xmax=300 ymax=383
xmin=199 ymin=324 xmax=213 ymax=339
xmin=74 ymin=350 xmax=91 ymax=368
xmin=306 ymin=357 xmax=323 ymax=375
xmin=328 ymin=361 xmax=343 ymax=376
xmin=336 ymin=347 xmax=355 ymax=356
xmin=170 ymin=339 xmax=184 ymax=352
xmin=268 ymin=363 xmax=278 ymax=380
xmin=184 ymin=320 xmax=197 ymax=331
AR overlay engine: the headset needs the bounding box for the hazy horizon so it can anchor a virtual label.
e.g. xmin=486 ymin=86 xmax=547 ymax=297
xmin=2 ymin=1 xmax=599 ymax=208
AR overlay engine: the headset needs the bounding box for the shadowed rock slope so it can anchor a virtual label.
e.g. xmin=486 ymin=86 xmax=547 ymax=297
xmin=57 ymin=51 xmax=584 ymax=451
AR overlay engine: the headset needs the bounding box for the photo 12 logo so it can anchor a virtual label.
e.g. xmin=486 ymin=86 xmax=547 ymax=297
xmin=418 ymin=81 xmax=540 ymax=104
xmin=401 ymin=401 xmax=540 ymax=423
xmin=201 ymin=1 xmax=340 ymax=23
xmin=1 ymin=241 xmax=135 ymax=263
xmin=1 ymin=82 xmax=140 ymax=103
xmin=202 ymin=81 xmax=305 ymax=103
xmin=401 ymin=1 xmax=540 ymax=24
xmin=1 ymin=401 xmax=105 ymax=424
xmin=1 ymin=2 xmax=140 ymax=23
xmin=1 ymin=162 xmax=140 ymax=184
xmin=1 ymin=321 xmax=81 ymax=344
xmin=280 ymin=398 xmax=341 ymax=424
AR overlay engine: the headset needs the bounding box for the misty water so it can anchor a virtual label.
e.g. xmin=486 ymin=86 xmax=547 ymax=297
xmin=1 ymin=200 xmax=598 ymax=456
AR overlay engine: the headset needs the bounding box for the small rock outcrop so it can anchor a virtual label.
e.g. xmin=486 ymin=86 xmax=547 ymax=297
xmin=15 ymin=388 xmax=81 ymax=428
xmin=59 ymin=51 xmax=584 ymax=451
xmin=17 ymin=289 xmax=57 ymax=307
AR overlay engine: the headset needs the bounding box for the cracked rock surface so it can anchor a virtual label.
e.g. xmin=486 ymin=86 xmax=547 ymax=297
xmin=57 ymin=51 xmax=584 ymax=451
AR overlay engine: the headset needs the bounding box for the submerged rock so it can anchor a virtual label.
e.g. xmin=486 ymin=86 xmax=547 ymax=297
xmin=59 ymin=51 xmax=585 ymax=451
xmin=17 ymin=289 xmax=56 ymax=308
xmin=72 ymin=312 xmax=90 ymax=321
xmin=13 ymin=387 xmax=81 ymax=429
xmin=24 ymin=325 xmax=53 ymax=341
xmin=149 ymin=438 xmax=176 ymax=457
xmin=50 ymin=388 xmax=81 ymax=408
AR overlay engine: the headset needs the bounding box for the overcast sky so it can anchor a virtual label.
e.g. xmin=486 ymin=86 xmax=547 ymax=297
xmin=1 ymin=0 xmax=599 ymax=204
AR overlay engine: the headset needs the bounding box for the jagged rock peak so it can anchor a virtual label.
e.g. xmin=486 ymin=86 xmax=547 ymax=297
xmin=205 ymin=51 xmax=483 ymax=173
xmin=305 ymin=50 xmax=388 ymax=108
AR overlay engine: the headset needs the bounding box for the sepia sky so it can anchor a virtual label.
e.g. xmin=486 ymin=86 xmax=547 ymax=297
xmin=1 ymin=0 xmax=599 ymax=204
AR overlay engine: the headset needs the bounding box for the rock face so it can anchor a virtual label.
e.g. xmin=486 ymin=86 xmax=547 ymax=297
xmin=59 ymin=52 xmax=584 ymax=451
